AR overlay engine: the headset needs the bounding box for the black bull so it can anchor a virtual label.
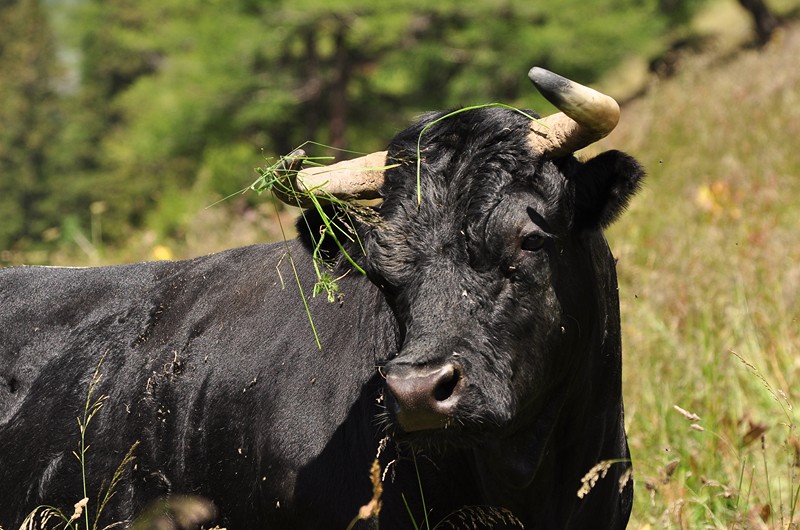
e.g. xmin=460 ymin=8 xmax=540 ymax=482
xmin=0 ymin=104 xmax=644 ymax=528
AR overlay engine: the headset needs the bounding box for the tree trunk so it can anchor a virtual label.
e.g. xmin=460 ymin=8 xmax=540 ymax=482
xmin=302 ymin=28 xmax=321 ymax=143
xmin=737 ymin=0 xmax=779 ymax=46
xmin=329 ymin=20 xmax=350 ymax=156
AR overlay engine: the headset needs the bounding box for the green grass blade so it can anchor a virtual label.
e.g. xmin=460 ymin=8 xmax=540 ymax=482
xmin=414 ymin=103 xmax=543 ymax=205
xmin=270 ymin=192 xmax=322 ymax=350
xmin=401 ymin=493 xmax=421 ymax=530
xmin=411 ymin=451 xmax=430 ymax=530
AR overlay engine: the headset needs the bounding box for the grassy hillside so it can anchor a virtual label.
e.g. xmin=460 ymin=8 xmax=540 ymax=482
xmin=600 ymin=18 xmax=800 ymax=529
xmin=6 ymin=4 xmax=799 ymax=528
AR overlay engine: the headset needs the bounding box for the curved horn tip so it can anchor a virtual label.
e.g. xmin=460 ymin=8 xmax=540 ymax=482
xmin=527 ymin=67 xmax=571 ymax=94
xmin=527 ymin=65 xmax=620 ymax=134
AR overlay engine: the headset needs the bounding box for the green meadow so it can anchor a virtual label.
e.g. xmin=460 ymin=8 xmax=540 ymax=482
xmin=606 ymin=15 xmax=800 ymax=528
xmin=2 ymin=0 xmax=799 ymax=527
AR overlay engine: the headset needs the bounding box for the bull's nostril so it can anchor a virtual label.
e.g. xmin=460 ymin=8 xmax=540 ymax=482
xmin=385 ymin=362 xmax=464 ymax=431
xmin=433 ymin=365 xmax=460 ymax=402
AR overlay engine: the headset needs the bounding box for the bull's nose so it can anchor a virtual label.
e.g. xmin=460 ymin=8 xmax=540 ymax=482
xmin=384 ymin=363 xmax=463 ymax=432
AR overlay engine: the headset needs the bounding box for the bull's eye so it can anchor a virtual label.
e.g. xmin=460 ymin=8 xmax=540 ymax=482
xmin=521 ymin=234 xmax=547 ymax=252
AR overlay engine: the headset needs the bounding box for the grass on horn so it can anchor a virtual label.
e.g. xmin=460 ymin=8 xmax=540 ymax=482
xmin=248 ymin=104 xmax=543 ymax=350
xmin=248 ymin=141 xmax=388 ymax=350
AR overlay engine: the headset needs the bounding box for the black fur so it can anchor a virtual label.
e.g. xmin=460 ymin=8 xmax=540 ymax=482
xmin=1 ymin=106 xmax=643 ymax=529
xmin=571 ymin=149 xmax=645 ymax=230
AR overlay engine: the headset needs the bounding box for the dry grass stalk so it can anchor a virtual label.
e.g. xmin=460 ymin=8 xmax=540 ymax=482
xmin=432 ymin=505 xmax=524 ymax=529
xmin=357 ymin=458 xmax=383 ymax=521
xmin=577 ymin=459 xmax=634 ymax=499
xmin=618 ymin=466 xmax=634 ymax=493
xmin=69 ymin=498 xmax=89 ymax=523
xmin=673 ymin=405 xmax=701 ymax=422
xmin=18 ymin=507 xmax=62 ymax=530
xmin=577 ymin=460 xmax=614 ymax=499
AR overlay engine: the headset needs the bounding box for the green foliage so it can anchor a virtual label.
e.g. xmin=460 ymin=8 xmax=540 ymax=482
xmin=0 ymin=0 xmax=63 ymax=251
xmin=0 ymin=0 xmax=705 ymax=262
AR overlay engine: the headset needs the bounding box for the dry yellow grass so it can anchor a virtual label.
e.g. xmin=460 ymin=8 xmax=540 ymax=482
xmin=9 ymin=6 xmax=800 ymax=528
xmin=602 ymin=16 xmax=800 ymax=529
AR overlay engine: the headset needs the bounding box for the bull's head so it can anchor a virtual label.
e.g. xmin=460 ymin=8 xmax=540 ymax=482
xmin=273 ymin=67 xmax=621 ymax=206
xmin=276 ymin=68 xmax=643 ymax=445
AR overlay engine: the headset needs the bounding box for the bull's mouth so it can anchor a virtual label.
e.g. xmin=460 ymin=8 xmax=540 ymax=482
xmin=378 ymin=388 xmax=502 ymax=450
xmin=381 ymin=415 xmax=492 ymax=450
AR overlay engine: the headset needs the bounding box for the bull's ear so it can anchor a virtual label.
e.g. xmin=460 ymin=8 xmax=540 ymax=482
xmin=572 ymin=150 xmax=645 ymax=231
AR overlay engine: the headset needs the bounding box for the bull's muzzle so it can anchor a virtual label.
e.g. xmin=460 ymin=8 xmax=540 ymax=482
xmin=384 ymin=362 xmax=464 ymax=432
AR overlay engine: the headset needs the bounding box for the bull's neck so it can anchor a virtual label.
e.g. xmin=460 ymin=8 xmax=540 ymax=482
xmin=469 ymin=367 xmax=625 ymax=526
xmin=470 ymin=234 xmax=627 ymax=524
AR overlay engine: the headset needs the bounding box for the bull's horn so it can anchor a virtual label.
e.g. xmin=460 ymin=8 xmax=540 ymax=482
xmin=527 ymin=67 xmax=620 ymax=157
xmin=275 ymin=68 xmax=619 ymax=206
xmin=273 ymin=150 xmax=388 ymax=207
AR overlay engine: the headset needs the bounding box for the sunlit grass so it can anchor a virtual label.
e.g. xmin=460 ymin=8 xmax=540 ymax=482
xmin=603 ymin=19 xmax=800 ymax=529
xmin=10 ymin=11 xmax=800 ymax=529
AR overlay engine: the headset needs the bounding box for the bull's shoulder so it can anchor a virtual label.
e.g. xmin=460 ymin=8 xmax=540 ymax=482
xmin=0 ymin=239 xmax=386 ymax=372
xmin=0 ymin=242 xmax=289 ymax=362
xmin=0 ymin=242 xmax=286 ymax=305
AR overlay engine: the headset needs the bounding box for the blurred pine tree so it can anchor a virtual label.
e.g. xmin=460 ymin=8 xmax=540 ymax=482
xmin=1 ymin=0 xmax=711 ymax=261
xmin=0 ymin=0 xmax=62 ymax=251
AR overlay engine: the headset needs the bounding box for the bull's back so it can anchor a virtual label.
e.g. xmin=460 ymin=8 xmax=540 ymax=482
xmin=0 ymin=261 xmax=164 ymax=420
xmin=0 ymin=242 xmax=393 ymax=527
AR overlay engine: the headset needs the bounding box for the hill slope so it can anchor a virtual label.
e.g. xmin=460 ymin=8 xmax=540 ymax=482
xmin=602 ymin=19 xmax=800 ymax=529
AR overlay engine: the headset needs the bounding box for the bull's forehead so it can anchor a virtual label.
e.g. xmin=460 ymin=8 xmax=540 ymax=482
xmin=369 ymin=111 xmax=576 ymax=296
xmin=381 ymin=107 xmax=572 ymax=236
xmin=381 ymin=127 xmax=571 ymax=253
